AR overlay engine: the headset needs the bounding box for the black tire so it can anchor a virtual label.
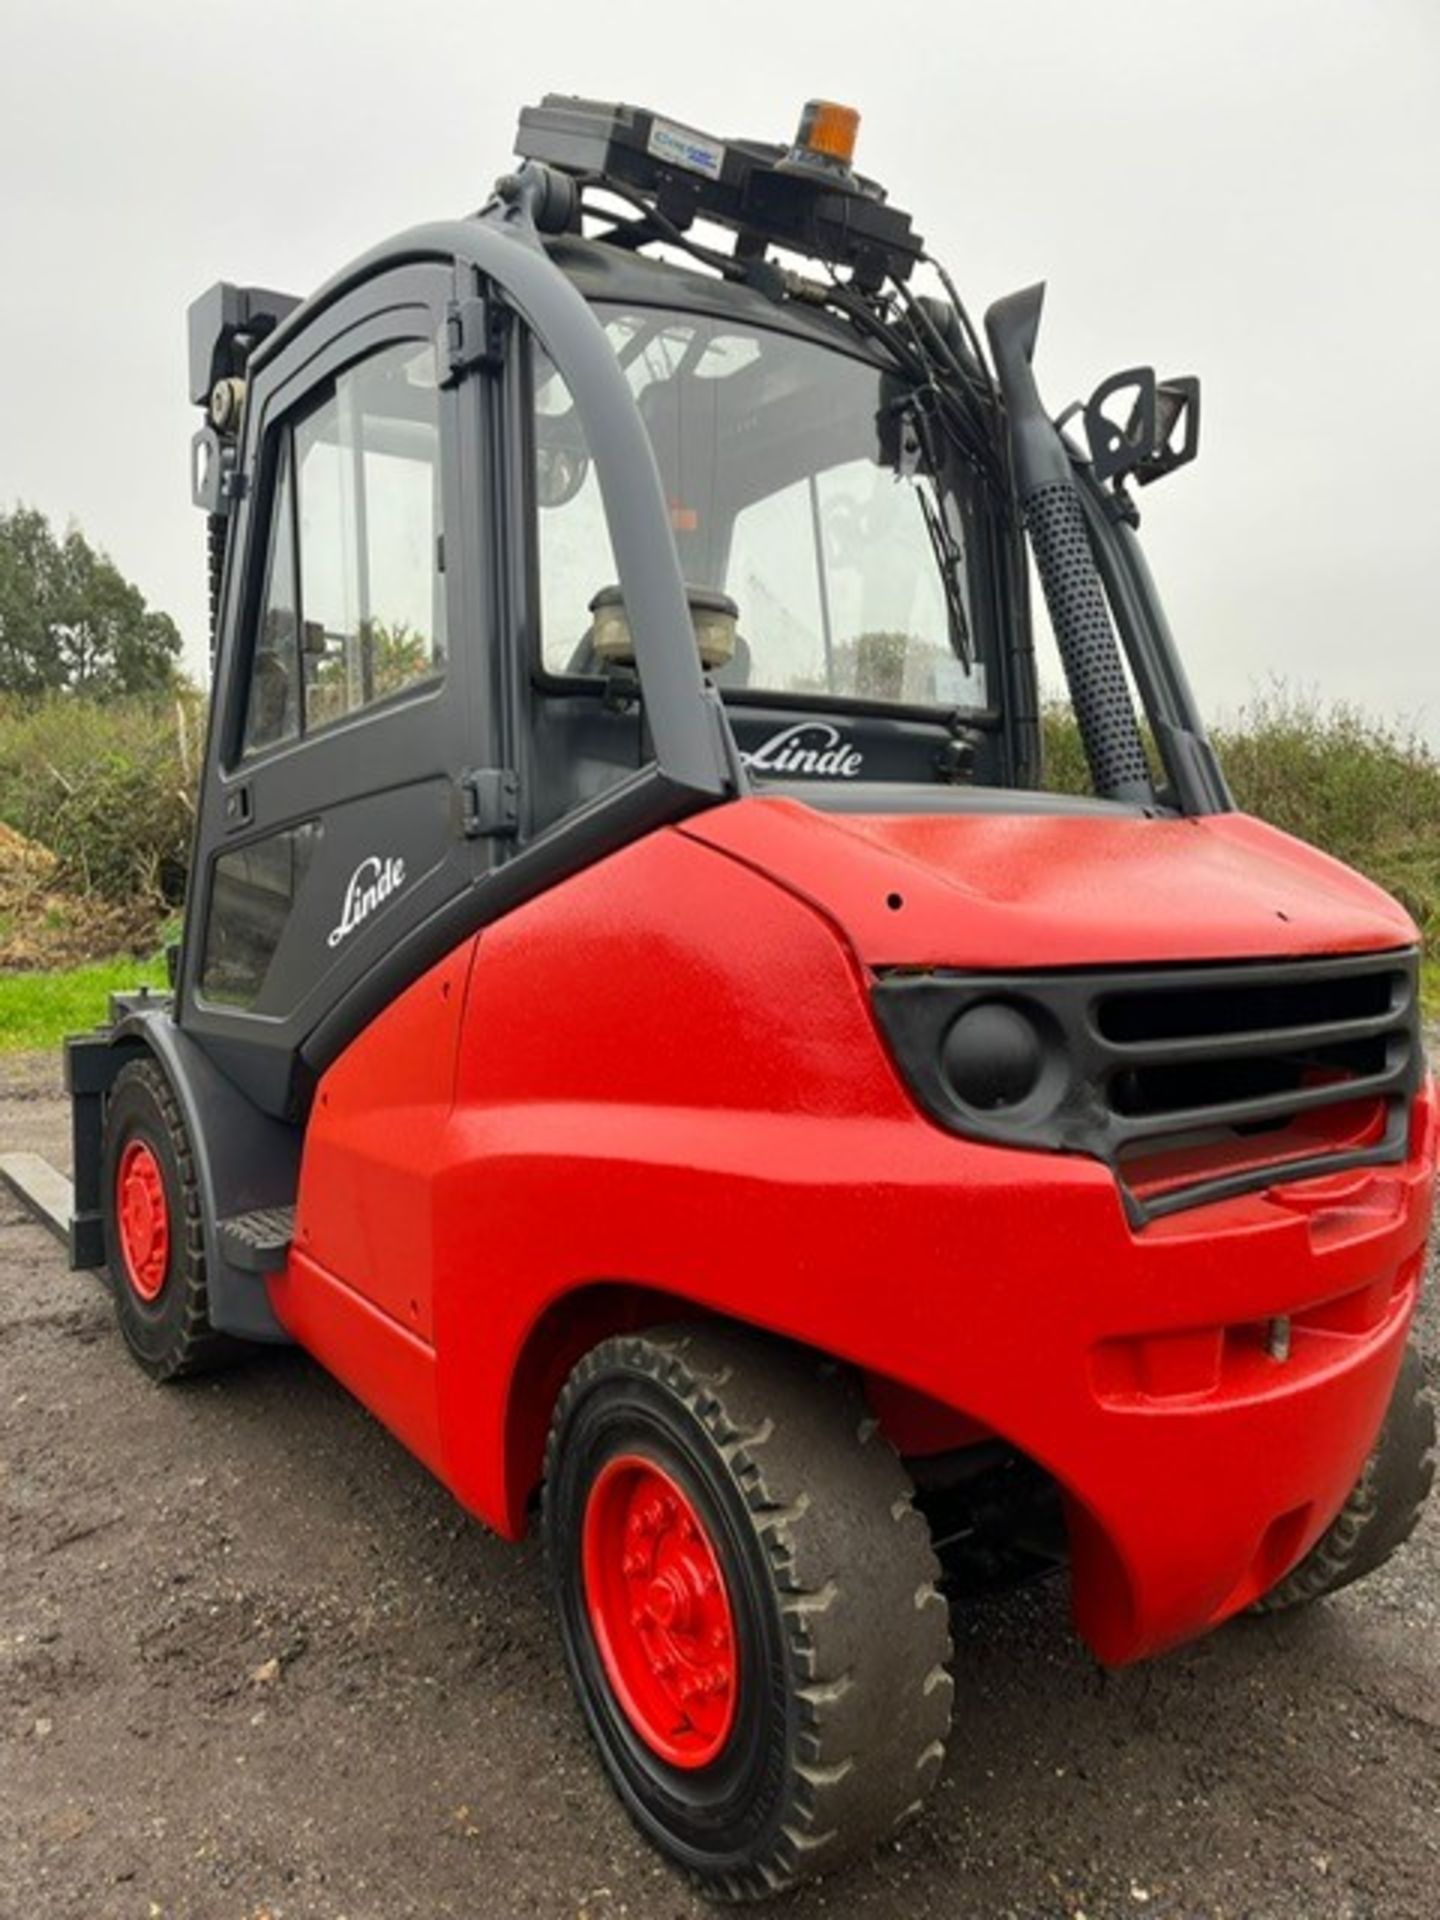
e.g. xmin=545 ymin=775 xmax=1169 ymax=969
xmin=101 ymin=1057 xmax=235 ymax=1382
xmin=1253 ymin=1342 xmax=1435 ymax=1614
xmin=542 ymin=1324 xmax=953 ymax=1902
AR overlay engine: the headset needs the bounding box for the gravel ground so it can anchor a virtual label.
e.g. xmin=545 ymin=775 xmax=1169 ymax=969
xmin=2 ymin=1046 xmax=1437 ymax=1920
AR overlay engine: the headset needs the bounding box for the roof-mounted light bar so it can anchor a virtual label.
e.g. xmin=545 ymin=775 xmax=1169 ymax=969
xmin=512 ymin=95 xmax=924 ymax=290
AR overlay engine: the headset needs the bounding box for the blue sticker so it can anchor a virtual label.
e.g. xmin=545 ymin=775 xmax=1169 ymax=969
xmin=647 ymin=117 xmax=726 ymax=182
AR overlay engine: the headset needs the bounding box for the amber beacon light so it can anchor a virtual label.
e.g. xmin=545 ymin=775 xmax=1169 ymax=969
xmin=786 ymin=98 xmax=861 ymax=172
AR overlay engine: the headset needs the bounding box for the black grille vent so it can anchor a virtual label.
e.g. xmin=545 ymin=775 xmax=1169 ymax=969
xmin=872 ymin=949 xmax=1422 ymax=1225
xmin=1096 ymin=966 xmax=1397 ymax=1044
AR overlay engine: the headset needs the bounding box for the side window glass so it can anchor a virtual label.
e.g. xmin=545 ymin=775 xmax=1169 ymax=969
xmin=200 ymin=822 xmax=321 ymax=1008
xmin=242 ymin=440 xmax=300 ymax=756
xmin=294 ymin=341 xmax=446 ymax=733
xmin=533 ymin=344 xmax=620 ymax=674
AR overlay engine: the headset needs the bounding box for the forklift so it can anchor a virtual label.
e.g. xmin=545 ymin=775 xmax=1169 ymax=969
xmin=66 ymin=97 xmax=1436 ymax=1900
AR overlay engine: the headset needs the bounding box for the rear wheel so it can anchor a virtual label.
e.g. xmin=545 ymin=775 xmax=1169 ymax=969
xmin=101 ymin=1058 xmax=234 ymax=1381
xmin=542 ymin=1325 xmax=953 ymax=1901
xmin=1254 ymin=1342 xmax=1435 ymax=1614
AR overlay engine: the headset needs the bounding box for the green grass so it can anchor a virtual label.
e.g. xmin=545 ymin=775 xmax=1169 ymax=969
xmin=1423 ymin=960 xmax=1439 ymax=1022
xmin=0 ymin=953 xmax=169 ymax=1054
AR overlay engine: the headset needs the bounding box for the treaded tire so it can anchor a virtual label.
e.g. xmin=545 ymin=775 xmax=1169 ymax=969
xmin=1253 ymin=1342 xmax=1435 ymax=1614
xmin=101 ymin=1057 xmax=235 ymax=1382
xmin=542 ymin=1325 xmax=953 ymax=1902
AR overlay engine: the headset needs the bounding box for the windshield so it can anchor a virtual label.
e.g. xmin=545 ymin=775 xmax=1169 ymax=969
xmin=533 ymin=305 xmax=993 ymax=713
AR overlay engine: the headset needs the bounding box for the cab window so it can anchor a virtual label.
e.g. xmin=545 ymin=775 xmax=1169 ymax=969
xmin=239 ymin=339 xmax=446 ymax=756
xmin=532 ymin=305 xmax=987 ymax=712
xmin=242 ymin=440 xmax=300 ymax=756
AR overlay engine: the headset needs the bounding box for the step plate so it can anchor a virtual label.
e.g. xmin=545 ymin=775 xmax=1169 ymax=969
xmin=216 ymin=1205 xmax=296 ymax=1274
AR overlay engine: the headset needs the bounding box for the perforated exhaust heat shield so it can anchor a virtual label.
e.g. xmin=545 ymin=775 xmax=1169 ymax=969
xmin=986 ymin=285 xmax=1153 ymax=806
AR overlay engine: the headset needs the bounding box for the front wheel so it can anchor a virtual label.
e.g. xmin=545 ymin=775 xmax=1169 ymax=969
xmin=101 ymin=1057 xmax=235 ymax=1382
xmin=542 ymin=1326 xmax=953 ymax=1902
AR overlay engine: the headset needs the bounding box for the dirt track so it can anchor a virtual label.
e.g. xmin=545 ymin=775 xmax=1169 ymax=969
xmin=2 ymin=1048 xmax=1437 ymax=1920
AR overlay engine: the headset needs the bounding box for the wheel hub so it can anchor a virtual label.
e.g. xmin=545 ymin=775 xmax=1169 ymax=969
xmin=116 ymin=1139 xmax=169 ymax=1302
xmin=582 ymin=1453 xmax=738 ymax=1768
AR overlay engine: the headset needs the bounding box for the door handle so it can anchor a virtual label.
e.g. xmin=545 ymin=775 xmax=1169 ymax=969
xmin=223 ymin=782 xmax=254 ymax=831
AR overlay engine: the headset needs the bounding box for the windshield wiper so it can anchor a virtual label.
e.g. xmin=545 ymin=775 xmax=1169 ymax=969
xmin=895 ymin=399 xmax=974 ymax=672
xmin=916 ymin=473 xmax=973 ymax=673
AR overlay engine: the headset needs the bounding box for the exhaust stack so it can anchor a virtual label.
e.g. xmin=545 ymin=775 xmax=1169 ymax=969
xmin=986 ymin=285 xmax=1154 ymax=806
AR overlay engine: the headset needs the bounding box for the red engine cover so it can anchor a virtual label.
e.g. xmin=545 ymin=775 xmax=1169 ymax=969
xmin=681 ymin=799 xmax=1418 ymax=967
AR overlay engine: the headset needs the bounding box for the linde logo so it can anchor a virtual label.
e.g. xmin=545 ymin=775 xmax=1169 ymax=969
xmin=740 ymin=722 xmax=864 ymax=779
xmin=327 ymin=855 xmax=407 ymax=949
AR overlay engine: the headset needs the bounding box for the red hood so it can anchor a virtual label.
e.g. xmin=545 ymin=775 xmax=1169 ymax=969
xmin=679 ymin=797 xmax=1418 ymax=970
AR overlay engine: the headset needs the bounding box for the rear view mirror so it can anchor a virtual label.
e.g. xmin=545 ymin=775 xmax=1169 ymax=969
xmin=1083 ymin=368 xmax=1200 ymax=486
xmin=536 ymin=440 xmax=590 ymax=509
xmin=1083 ymin=368 xmax=1156 ymax=482
xmin=1138 ymin=376 xmax=1200 ymax=486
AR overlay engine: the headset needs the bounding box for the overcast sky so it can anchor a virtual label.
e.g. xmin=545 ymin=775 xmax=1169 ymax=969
xmin=2 ymin=0 xmax=1436 ymax=743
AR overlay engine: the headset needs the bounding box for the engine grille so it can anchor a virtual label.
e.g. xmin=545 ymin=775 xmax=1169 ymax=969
xmin=871 ymin=948 xmax=1423 ymax=1225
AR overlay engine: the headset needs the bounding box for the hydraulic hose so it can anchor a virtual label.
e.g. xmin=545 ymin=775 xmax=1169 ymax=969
xmin=985 ymin=285 xmax=1154 ymax=805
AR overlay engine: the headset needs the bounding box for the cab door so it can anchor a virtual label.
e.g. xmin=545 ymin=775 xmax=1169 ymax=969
xmin=180 ymin=263 xmax=495 ymax=1118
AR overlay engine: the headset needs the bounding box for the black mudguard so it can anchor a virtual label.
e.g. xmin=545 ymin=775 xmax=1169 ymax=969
xmin=66 ymin=1001 xmax=296 ymax=1343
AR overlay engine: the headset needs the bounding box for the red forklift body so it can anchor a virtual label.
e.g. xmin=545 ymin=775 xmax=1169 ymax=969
xmin=276 ymin=802 xmax=1434 ymax=1664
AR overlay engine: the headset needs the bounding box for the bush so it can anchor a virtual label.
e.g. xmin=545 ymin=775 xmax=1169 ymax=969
xmin=0 ymin=692 xmax=202 ymax=905
xmin=1 ymin=686 xmax=1434 ymax=985
xmin=1211 ymin=690 xmax=1440 ymax=944
xmin=1040 ymin=703 xmax=1093 ymax=798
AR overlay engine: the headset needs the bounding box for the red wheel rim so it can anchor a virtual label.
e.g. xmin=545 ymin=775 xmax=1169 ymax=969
xmin=116 ymin=1139 xmax=170 ymax=1302
xmin=582 ymin=1453 xmax=739 ymax=1769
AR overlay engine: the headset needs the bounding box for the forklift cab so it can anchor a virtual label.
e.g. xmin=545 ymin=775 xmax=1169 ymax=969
xmin=183 ymin=249 xmax=1014 ymax=1132
xmin=176 ymin=97 xmax=1225 ymax=1136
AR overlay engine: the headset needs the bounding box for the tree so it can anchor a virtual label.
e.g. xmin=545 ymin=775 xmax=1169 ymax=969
xmin=0 ymin=504 xmax=182 ymax=695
